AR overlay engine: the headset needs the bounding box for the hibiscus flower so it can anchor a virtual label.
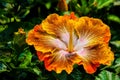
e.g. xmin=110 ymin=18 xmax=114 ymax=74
xmin=26 ymin=12 xmax=114 ymax=74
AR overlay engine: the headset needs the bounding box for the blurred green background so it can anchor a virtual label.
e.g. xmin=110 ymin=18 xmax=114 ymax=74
xmin=0 ymin=0 xmax=120 ymax=80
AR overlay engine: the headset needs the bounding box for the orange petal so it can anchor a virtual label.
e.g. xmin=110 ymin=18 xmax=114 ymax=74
xmin=82 ymin=62 xmax=100 ymax=74
xmin=37 ymin=51 xmax=50 ymax=61
xmin=88 ymin=44 xmax=114 ymax=65
xmin=42 ymin=13 xmax=77 ymax=36
xmin=33 ymin=24 xmax=45 ymax=32
xmin=26 ymin=24 xmax=44 ymax=45
xmin=69 ymin=12 xmax=77 ymax=20
xmin=26 ymin=30 xmax=67 ymax=52
xmin=43 ymin=50 xmax=81 ymax=74
xmin=42 ymin=13 xmax=78 ymax=45
xmin=75 ymin=17 xmax=111 ymax=45
xmin=63 ymin=12 xmax=77 ymax=20
xmin=26 ymin=30 xmax=35 ymax=45
xmin=76 ymin=43 xmax=114 ymax=74
xmin=74 ymin=17 xmax=114 ymax=68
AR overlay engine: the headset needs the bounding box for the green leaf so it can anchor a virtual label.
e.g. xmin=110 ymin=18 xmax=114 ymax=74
xmin=81 ymin=0 xmax=87 ymax=7
xmin=0 ymin=56 xmax=11 ymax=62
xmin=18 ymin=50 xmax=32 ymax=68
xmin=21 ymin=10 xmax=30 ymax=18
xmin=45 ymin=2 xmax=51 ymax=9
xmin=111 ymin=41 xmax=120 ymax=48
xmin=33 ymin=67 xmax=41 ymax=76
xmin=66 ymin=0 xmax=71 ymax=4
xmin=3 ymin=3 xmax=13 ymax=9
xmin=0 ymin=25 xmax=8 ymax=32
xmin=0 ymin=62 xmax=8 ymax=73
xmin=69 ymin=69 xmax=82 ymax=80
xmin=94 ymin=0 xmax=114 ymax=9
xmin=115 ymin=57 xmax=120 ymax=64
xmin=108 ymin=15 xmax=120 ymax=24
xmin=95 ymin=70 xmax=120 ymax=80
xmin=52 ymin=71 xmax=67 ymax=80
xmin=88 ymin=0 xmax=94 ymax=5
xmin=111 ymin=58 xmax=120 ymax=74
xmin=113 ymin=1 xmax=120 ymax=6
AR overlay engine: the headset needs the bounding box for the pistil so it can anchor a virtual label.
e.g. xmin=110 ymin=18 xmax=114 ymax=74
xmin=68 ymin=26 xmax=73 ymax=52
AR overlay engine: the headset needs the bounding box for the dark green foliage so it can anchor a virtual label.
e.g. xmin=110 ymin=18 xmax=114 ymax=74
xmin=0 ymin=0 xmax=120 ymax=80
